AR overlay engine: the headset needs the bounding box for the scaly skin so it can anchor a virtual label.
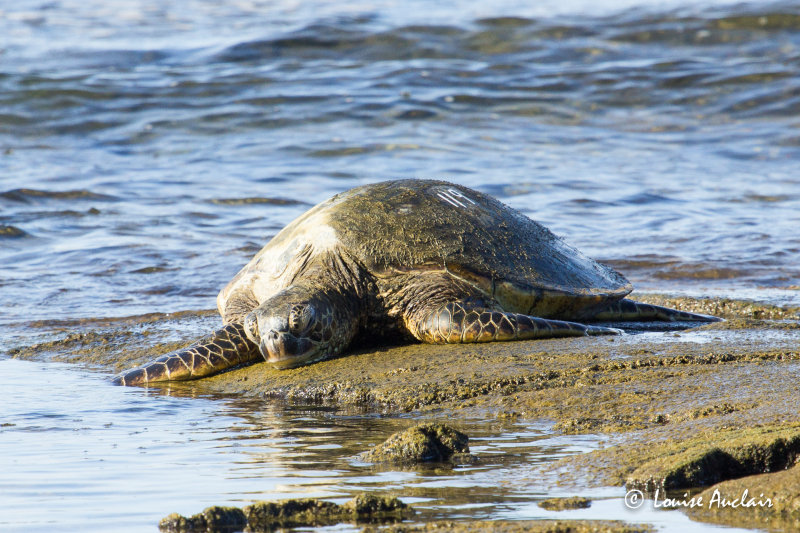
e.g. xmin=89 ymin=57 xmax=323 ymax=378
xmin=592 ymin=298 xmax=722 ymax=322
xmin=409 ymin=301 xmax=621 ymax=344
xmin=111 ymin=323 xmax=259 ymax=386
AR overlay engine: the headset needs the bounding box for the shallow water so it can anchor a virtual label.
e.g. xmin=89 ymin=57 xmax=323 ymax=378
xmin=0 ymin=358 xmax=755 ymax=532
xmin=1 ymin=0 xmax=799 ymax=531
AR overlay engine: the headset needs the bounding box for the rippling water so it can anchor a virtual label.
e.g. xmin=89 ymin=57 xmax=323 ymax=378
xmin=1 ymin=1 xmax=799 ymax=531
xmin=2 ymin=0 xmax=799 ymax=328
xmin=0 ymin=358 xmax=750 ymax=533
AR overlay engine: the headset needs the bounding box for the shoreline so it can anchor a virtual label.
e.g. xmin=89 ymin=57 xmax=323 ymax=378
xmin=7 ymin=293 xmax=800 ymax=531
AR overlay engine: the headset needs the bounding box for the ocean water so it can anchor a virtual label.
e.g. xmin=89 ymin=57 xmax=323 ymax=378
xmin=1 ymin=0 xmax=799 ymax=531
xmin=2 ymin=0 xmax=799 ymax=327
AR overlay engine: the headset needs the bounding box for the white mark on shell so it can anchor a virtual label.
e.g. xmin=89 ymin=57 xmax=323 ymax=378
xmin=436 ymin=188 xmax=477 ymax=209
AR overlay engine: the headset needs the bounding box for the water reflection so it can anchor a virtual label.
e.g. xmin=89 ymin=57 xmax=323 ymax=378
xmin=0 ymin=358 xmax=607 ymax=531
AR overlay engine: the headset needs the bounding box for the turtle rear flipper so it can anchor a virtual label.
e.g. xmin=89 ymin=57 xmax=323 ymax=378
xmin=407 ymin=300 xmax=621 ymax=344
xmin=112 ymin=323 xmax=259 ymax=386
xmin=591 ymin=298 xmax=722 ymax=322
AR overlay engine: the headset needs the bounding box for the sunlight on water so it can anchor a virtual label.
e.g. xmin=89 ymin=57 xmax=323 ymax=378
xmin=1 ymin=0 xmax=799 ymax=325
xmin=1 ymin=0 xmax=798 ymax=531
xmin=1 ymin=358 xmax=740 ymax=532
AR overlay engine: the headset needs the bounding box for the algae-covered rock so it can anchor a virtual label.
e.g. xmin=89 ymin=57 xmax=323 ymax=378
xmin=343 ymin=493 xmax=410 ymax=516
xmin=244 ymin=498 xmax=343 ymax=529
xmin=366 ymin=519 xmax=654 ymax=532
xmin=159 ymin=506 xmax=246 ymax=532
xmin=245 ymin=494 xmax=410 ymax=528
xmin=625 ymin=425 xmax=800 ymax=492
xmin=161 ymin=494 xmax=410 ymax=531
xmin=685 ymin=463 xmax=800 ymax=531
xmin=159 ymin=513 xmax=204 ymax=532
xmin=537 ymin=496 xmax=592 ymax=511
xmin=360 ymin=423 xmax=470 ymax=464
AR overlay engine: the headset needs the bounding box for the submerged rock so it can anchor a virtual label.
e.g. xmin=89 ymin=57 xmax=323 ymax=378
xmin=537 ymin=496 xmax=592 ymax=511
xmin=160 ymin=494 xmax=409 ymax=532
xmin=360 ymin=423 xmax=471 ymax=464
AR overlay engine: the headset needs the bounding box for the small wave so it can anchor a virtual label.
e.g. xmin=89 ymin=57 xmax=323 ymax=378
xmin=475 ymin=17 xmax=534 ymax=28
xmin=129 ymin=266 xmax=176 ymax=274
xmin=621 ymin=192 xmax=681 ymax=205
xmin=215 ymin=24 xmax=473 ymax=63
xmin=209 ymin=197 xmax=309 ymax=206
xmin=395 ymin=108 xmax=438 ymax=120
xmin=215 ymin=25 xmax=373 ymax=62
xmin=308 ymin=142 xmax=423 ymax=157
xmin=609 ymin=257 xmax=755 ymax=282
xmin=0 ymin=189 xmax=117 ymax=203
xmin=653 ymin=266 xmax=751 ymax=280
xmin=712 ymin=12 xmax=800 ymax=30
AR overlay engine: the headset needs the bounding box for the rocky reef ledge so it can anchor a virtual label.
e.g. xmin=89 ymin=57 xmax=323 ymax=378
xmin=8 ymin=294 xmax=800 ymax=531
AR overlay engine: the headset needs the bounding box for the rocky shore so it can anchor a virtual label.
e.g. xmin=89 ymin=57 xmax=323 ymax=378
xmin=8 ymin=294 xmax=800 ymax=531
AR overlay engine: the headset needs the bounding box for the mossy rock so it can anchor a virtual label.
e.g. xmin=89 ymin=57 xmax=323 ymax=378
xmin=538 ymin=496 xmax=592 ymax=511
xmin=343 ymin=493 xmax=410 ymax=516
xmin=246 ymin=494 xmax=409 ymax=528
xmin=245 ymin=498 xmax=342 ymax=529
xmin=626 ymin=425 xmax=800 ymax=491
xmin=360 ymin=423 xmax=470 ymax=464
xmin=161 ymin=494 xmax=410 ymax=531
xmin=159 ymin=506 xmax=245 ymax=532
xmin=685 ymin=463 xmax=800 ymax=531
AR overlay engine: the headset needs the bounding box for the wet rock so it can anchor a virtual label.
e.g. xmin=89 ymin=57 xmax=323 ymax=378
xmin=159 ymin=506 xmax=246 ymax=532
xmin=367 ymin=519 xmax=654 ymax=532
xmin=245 ymin=494 xmax=410 ymax=528
xmin=633 ymin=294 xmax=799 ymax=321
xmin=161 ymin=494 xmax=409 ymax=532
xmin=360 ymin=423 xmax=470 ymax=464
xmin=537 ymin=496 xmax=591 ymax=511
xmin=244 ymin=498 xmax=342 ymax=529
xmin=15 ymin=294 xmax=800 ymax=533
xmin=624 ymin=424 xmax=800 ymax=492
xmin=685 ymin=463 xmax=800 ymax=531
xmin=343 ymin=493 xmax=411 ymax=516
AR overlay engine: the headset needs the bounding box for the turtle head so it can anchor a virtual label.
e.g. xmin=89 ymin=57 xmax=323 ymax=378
xmin=243 ymin=290 xmax=338 ymax=369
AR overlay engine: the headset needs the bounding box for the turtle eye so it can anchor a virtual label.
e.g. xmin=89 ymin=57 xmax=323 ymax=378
xmin=288 ymin=304 xmax=314 ymax=334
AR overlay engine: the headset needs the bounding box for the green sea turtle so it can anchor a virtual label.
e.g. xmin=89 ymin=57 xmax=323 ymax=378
xmin=113 ymin=179 xmax=719 ymax=386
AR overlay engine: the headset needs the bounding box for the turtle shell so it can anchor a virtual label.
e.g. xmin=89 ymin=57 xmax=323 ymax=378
xmin=220 ymin=179 xmax=632 ymax=321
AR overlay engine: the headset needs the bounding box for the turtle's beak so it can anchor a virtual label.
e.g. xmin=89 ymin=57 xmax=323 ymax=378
xmin=261 ymin=330 xmax=315 ymax=369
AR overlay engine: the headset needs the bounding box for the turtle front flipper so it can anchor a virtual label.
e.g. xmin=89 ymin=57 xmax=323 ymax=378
xmin=112 ymin=323 xmax=259 ymax=386
xmin=591 ymin=298 xmax=722 ymax=322
xmin=407 ymin=301 xmax=621 ymax=344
